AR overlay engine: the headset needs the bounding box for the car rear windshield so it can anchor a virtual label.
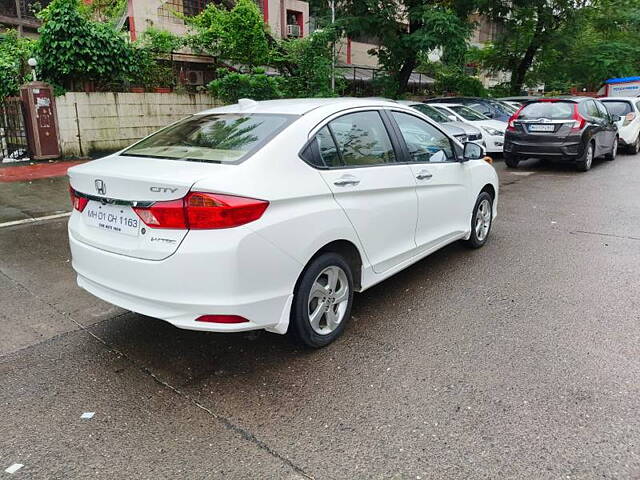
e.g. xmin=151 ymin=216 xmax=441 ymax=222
xmin=449 ymin=105 xmax=487 ymax=121
xmin=519 ymin=102 xmax=574 ymax=119
xmin=601 ymin=101 xmax=632 ymax=116
xmin=411 ymin=104 xmax=451 ymax=123
xmin=123 ymin=113 xmax=295 ymax=163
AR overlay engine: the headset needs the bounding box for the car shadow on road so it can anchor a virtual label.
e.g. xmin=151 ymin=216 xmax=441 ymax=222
xmin=511 ymin=156 xmax=611 ymax=173
xmin=85 ymin=238 xmax=476 ymax=390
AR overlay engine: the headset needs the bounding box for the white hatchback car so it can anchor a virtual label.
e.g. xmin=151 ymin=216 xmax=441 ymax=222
xmin=600 ymin=97 xmax=640 ymax=154
xmin=429 ymin=103 xmax=507 ymax=153
xmin=68 ymin=98 xmax=498 ymax=348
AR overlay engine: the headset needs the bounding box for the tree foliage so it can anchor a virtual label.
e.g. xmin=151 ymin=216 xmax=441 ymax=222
xmin=475 ymin=0 xmax=640 ymax=93
xmin=36 ymin=0 xmax=134 ymax=88
xmin=188 ymin=0 xmax=337 ymax=100
xmin=0 ymin=31 xmax=34 ymax=97
xmin=310 ymin=0 xmax=472 ymax=96
xmin=187 ymin=0 xmax=271 ymax=68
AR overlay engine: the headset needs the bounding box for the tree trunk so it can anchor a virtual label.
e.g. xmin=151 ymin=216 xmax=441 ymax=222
xmin=510 ymin=42 xmax=540 ymax=95
xmin=397 ymin=55 xmax=417 ymax=94
xmin=510 ymin=9 xmax=546 ymax=95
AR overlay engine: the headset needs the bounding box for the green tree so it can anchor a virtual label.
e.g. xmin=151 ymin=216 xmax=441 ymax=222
xmin=36 ymin=0 xmax=135 ymax=89
xmin=0 ymin=30 xmax=34 ymax=97
xmin=477 ymin=0 xmax=591 ymax=94
xmin=311 ymin=0 xmax=472 ymax=96
xmin=187 ymin=0 xmax=271 ymax=69
xmin=275 ymin=29 xmax=339 ymax=97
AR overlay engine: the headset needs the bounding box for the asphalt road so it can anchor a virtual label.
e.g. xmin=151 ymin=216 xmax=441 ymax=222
xmin=1 ymin=153 xmax=640 ymax=479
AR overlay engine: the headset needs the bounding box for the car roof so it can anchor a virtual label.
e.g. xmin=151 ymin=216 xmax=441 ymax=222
xmin=428 ymin=97 xmax=497 ymax=103
xmin=600 ymin=97 xmax=640 ymax=101
xmin=428 ymin=103 xmax=462 ymax=108
xmin=199 ymin=97 xmax=401 ymax=116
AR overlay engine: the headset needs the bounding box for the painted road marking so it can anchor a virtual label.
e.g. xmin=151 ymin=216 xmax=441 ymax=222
xmin=0 ymin=212 xmax=71 ymax=229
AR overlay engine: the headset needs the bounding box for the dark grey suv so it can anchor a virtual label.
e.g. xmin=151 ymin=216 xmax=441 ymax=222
xmin=503 ymin=97 xmax=619 ymax=172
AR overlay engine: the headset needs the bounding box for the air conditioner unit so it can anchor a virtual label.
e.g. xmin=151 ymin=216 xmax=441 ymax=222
xmin=286 ymin=24 xmax=301 ymax=37
xmin=185 ymin=70 xmax=205 ymax=85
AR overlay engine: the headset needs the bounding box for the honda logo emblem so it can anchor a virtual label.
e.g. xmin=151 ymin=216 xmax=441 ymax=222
xmin=94 ymin=179 xmax=106 ymax=195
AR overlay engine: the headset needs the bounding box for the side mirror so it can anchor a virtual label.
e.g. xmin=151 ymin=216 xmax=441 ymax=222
xmin=448 ymin=115 xmax=457 ymax=122
xmin=462 ymin=142 xmax=485 ymax=162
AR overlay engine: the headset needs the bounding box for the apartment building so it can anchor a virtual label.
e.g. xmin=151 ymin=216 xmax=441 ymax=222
xmin=125 ymin=0 xmax=308 ymax=41
xmin=0 ymin=0 xmax=52 ymax=37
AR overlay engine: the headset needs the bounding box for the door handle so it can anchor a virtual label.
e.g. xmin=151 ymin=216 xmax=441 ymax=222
xmin=333 ymin=175 xmax=360 ymax=186
xmin=416 ymin=171 xmax=433 ymax=180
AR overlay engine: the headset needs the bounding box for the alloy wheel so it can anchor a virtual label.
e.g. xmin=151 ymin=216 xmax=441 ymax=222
xmin=475 ymin=199 xmax=492 ymax=242
xmin=585 ymin=145 xmax=593 ymax=169
xmin=307 ymin=266 xmax=350 ymax=335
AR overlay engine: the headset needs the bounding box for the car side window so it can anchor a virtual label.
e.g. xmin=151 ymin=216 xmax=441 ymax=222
xmin=391 ymin=111 xmax=455 ymax=163
xmin=595 ymin=101 xmax=609 ymax=120
xmin=328 ymin=111 xmax=396 ymax=166
xmin=471 ymin=103 xmax=492 ymax=117
xmin=314 ymin=126 xmax=341 ymax=167
xmin=586 ymin=100 xmax=601 ymax=118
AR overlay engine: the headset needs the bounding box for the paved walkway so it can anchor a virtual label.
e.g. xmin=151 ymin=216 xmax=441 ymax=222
xmin=0 ymin=160 xmax=86 ymax=183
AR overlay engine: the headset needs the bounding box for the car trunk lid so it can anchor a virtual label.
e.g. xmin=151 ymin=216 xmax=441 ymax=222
xmin=68 ymin=155 xmax=219 ymax=260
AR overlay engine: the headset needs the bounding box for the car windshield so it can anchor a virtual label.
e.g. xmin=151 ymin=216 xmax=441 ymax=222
xmin=519 ymin=102 xmax=574 ymax=119
xmin=602 ymin=101 xmax=633 ymax=116
xmin=411 ymin=104 xmax=451 ymax=123
xmin=123 ymin=113 xmax=295 ymax=163
xmin=449 ymin=105 xmax=488 ymax=121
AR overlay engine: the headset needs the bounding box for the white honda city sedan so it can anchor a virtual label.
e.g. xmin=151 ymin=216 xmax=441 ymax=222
xmin=68 ymin=98 xmax=498 ymax=348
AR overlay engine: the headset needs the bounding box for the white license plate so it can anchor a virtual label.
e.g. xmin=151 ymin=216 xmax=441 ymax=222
xmin=84 ymin=201 xmax=140 ymax=237
xmin=528 ymin=124 xmax=555 ymax=132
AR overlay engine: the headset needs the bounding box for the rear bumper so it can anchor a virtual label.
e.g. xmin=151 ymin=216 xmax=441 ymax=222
xmin=617 ymin=125 xmax=639 ymax=145
xmin=69 ymin=225 xmax=302 ymax=334
xmin=504 ymin=137 xmax=583 ymax=161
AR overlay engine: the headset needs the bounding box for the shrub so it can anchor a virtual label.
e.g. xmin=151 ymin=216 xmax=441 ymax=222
xmin=208 ymin=68 xmax=284 ymax=103
xmin=0 ymin=31 xmax=34 ymax=97
xmin=36 ymin=0 xmax=135 ymax=89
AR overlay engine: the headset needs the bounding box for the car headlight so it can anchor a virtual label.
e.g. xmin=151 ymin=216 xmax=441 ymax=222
xmin=481 ymin=126 xmax=504 ymax=136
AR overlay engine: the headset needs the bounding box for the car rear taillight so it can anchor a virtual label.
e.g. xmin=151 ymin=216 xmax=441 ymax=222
xmin=69 ymin=187 xmax=89 ymax=212
xmin=134 ymin=199 xmax=187 ymax=229
xmin=571 ymin=104 xmax=586 ymax=131
xmin=506 ymin=106 xmax=524 ymax=132
xmin=132 ymin=192 xmax=268 ymax=230
xmin=195 ymin=315 xmax=249 ymax=323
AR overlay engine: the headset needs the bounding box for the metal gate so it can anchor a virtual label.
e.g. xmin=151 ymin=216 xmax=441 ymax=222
xmin=0 ymin=97 xmax=30 ymax=162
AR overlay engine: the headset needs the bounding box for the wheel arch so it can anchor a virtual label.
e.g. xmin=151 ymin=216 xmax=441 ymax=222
xmin=298 ymin=240 xmax=364 ymax=292
xmin=480 ymin=183 xmax=496 ymax=200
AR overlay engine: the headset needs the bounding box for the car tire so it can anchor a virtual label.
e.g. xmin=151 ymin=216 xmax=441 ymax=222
xmin=464 ymin=192 xmax=493 ymax=249
xmin=629 ymin=134 xmax=640 ymax=155
xmin=289 ymin=252 xmax=354 ymax=348
xmin=504 ymin=154 xmax=519 ymax=168
xmin=576 ymin=142 xmax=594 ymax=172
xmin=605 ymin=137 xmax=618 ymax=161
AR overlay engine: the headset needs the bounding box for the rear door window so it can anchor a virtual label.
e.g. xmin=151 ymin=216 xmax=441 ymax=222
xmin=315 ymin=126 xmax=341 ymax=167
xmin=595 ymin=101 xmax=610 ymax=119
xmin=328 ymin=111 xmax=396 ymax=166
xmin=519 ymin=102 xmax=574 ymax=120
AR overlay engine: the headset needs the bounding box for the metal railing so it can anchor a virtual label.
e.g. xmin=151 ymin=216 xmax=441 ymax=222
xmin=0 ymin=97 xmax=29 ymax=162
